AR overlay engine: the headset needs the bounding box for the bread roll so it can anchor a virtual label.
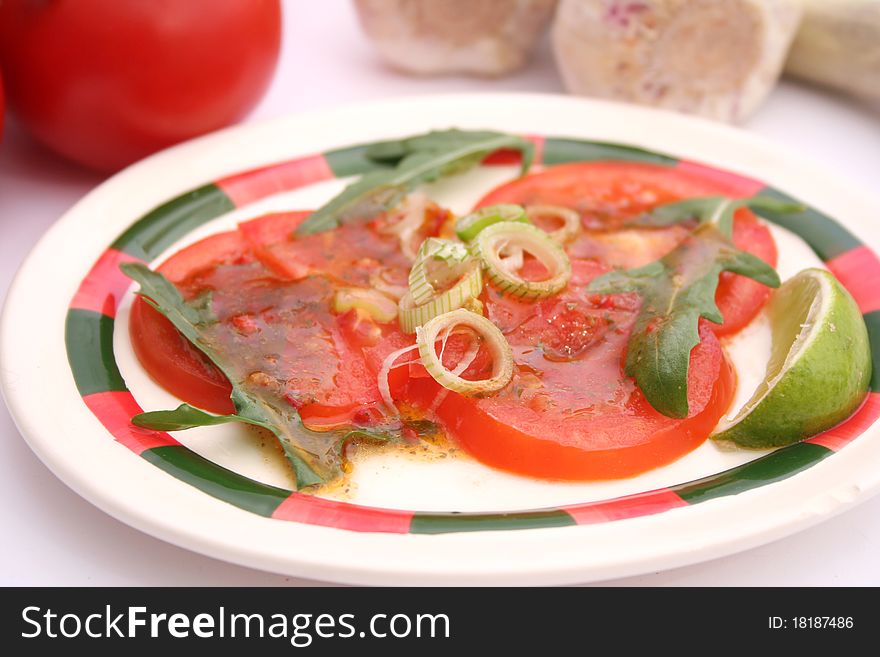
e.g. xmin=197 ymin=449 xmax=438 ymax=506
xmin=786 ymin=0 xmax=880 ymax=102
xmin=552 ymin=0 xmax=803 ymax=122
xmin=354 ymin=0 xmax=558 ymax=76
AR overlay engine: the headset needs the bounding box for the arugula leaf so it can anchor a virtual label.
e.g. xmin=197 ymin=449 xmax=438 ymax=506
xmin=121 ymin=262 xmax=365 ymax=489
xmin=590 ymin=194 xmax=802 ymax=417
xmin=296 ymin=129 xmax=535 ymax=236
xmin=132 ymin=401 xmax=399 ymax=487
xmin=588 ymin=202 xmax=785 ymax=418
xmin=627 ymin=195 xmax=804 ymax=235
xmin=132 ymin=404 xmax=249 ymax=431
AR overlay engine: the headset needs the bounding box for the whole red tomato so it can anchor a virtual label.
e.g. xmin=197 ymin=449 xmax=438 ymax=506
xmin=0 ymin=68 xmax=5 ymax=141
xmin=0 ymin=0 xmax=282 ymax=171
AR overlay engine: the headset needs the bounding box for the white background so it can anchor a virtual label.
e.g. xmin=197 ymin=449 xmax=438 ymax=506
xmin=1 ymin=4 xmax=879 ymax=586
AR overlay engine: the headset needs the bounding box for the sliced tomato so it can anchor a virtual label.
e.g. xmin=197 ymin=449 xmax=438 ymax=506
xmin=129 ymin=214 xmax=408 ymax=425
xmin=717 ymin=212 xmax=777 ymax=335
xmin=129 ymin=229 xmax=250 ymax=414
xmin=129 ymin=212 xmax=388 ymax=426
xmin=238 ymin=211 xmax=315 ymax=280
xmin=130 ymin=299 xmax=235 ymax=415
xmin=397 ymin=258 xmax=735 ymax=480
xmin=429 ymin=322 xmax=734 ymax=480
xmin=476 ymin=161 xmax=778 ymax=337
xmin=157 ymin=228 xmax=252 ymax=284
xmin=239 ymin=211 xmax=412 ymax=287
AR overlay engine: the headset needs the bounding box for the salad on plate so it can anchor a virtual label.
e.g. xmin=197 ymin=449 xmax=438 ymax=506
xmin=119 ymin=129 xmax=872 ymax=492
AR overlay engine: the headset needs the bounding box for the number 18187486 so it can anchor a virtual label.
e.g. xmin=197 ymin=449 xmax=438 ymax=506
xmin=769 ymin=617 xmax=854 ymax=629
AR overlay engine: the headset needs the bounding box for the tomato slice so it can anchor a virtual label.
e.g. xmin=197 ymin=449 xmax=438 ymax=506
xmin=432 ymin=322 xmax=734 ymax=480
xmin=130 ymin=299 xmax=235 ymax=415
xmin=476 ymin=161 xmax=778 ymax=337
xmin=398 ymin=254 xmax=735 ymax=480
xmin=129 ymin=207 xmax=434 ymax=430
xmin=129 ymin=229 xmax=250 ymax=415
xmin=239 ymin=211 xmax=414 ymax=286
xmin=717 ymin=213 xmax=778 ymax=335
xmin=238 ymin=211 xmax=321 ymax=281
xmin=157 ymin=228 xmax=253 ymax=285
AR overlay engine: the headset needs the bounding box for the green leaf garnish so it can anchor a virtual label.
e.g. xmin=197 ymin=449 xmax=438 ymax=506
xmin=588 ymin=195 xmax=798 ymax=418
xmin=627 ymin=195 xmax=805 ymax=234
xmin=296 ymin=129 xmax=535 ymax=236
xmin=132 ymin=401 xmax=400 ymax=489
xmin=132 ymin=403 xmax=247 ymax=431
xmin=121 ymin=262 xmax=374 ymax=489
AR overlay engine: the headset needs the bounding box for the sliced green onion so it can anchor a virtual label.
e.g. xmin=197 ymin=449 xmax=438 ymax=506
xmin=455 ymin=204 xmax=529 ymax=242
xmin=462 ymin=296 xmax=484 ymax=316
xmin=369 ymin=271 xmax=408 ymax=300
xmin=416 ymin=309 xmax=513 ymax=395
xmin=334 ymin=287 xmax=398 ymax=323
xmin=498 ymin=244 xmax=524 ymax=273
xmin=428 ymin=327 xmax=481 ymax=412
xmin=380 ymin=193 xmax=428 ymax=261
xmin=408 ymin=237 xmax=471 ymax=305
xmin=378 ymin=343 xmax=419 ymax=414
xmin=525 ymin=205 xmax=581 ymax=243
xmin=399 ymin=265 xmax=483 ymax=333
xmin=473 ymin=221 xmax=571 ymax=299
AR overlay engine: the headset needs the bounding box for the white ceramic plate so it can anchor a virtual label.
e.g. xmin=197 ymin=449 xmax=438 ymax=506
xmin=3 ymin=93 xmax=879 ymax=585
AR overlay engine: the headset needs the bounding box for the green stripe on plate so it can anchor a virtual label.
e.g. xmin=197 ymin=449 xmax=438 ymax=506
xmin=324 ymin=144 xmax=393 ymax=178
xmin=673 ymin=442 xmax=832 ymax=505
xmin=409 ymin=509 xmax=575 ymax=534
xmin=142 ymin=445 xmax=291 ymax=517
xmin=65 ymin=309 xmax=127 ymax=396
xmin=864 ymin=311 xmax=880 ymax=393
xmin=111 ymin=184 xmax=235 ymax=261
xmin=543 ymin=138 xmax=678 ymax=166
xmin=754 ymin=187 xmax=861 ymax=261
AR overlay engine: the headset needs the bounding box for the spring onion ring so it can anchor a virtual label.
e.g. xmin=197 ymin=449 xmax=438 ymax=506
xmin=416 ymin=309 xmax=513 ymax=395
xmin=369 ymin=270 xmax=408 ymax=300
xmin=428 ymin=327 xmax=482 ymax=412
xmin=498 ymin=244 xmax=524 ymax=273
xmin=525 ymin=205 xmax=581 ymax=243
xmin=408 ymin=237 xmax=472 ymax=305
xmin=455 ymin=204 xmax=529 ymax=242
xmin=377 ymin=344 xmax=419 ymax=414
xmin=398 ymin=265 xmax=483 ymax=333
xmin=334 ymin=287 xmax=399 ymax=323
xmin=380 ymin=193 xmax=428 ymax=261
xmin=462 ymin=297 xmax=484 ymax=315
xmin=473 ymin=221 xmax=571 ymax=298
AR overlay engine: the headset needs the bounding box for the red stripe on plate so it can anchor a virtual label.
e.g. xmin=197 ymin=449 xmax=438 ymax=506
xmin=676 ymin=160 xmax=765 ymax=198
xmin=481 ymin=134 xmax=545 ymax=167
xmin=215 ymin=154 xmax=335 ymax=207
xmin=272 ymin=493 xmax=414 ymax=533
xmin=83 ymin=391 xmax=179 ymax=455
xmin=807 ymin=392 xmax=880 ymax=452
xmin=70 ymin=249 xmax=144 ymax=318
xmin=562 ymin=488 xmax=687 ymax=525
xmin=826 ymin=246 xmax=880 ymax=314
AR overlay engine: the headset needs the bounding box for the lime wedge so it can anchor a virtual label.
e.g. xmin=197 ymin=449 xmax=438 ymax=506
xmin=713 ymin=268 xmax=871 ymax=449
